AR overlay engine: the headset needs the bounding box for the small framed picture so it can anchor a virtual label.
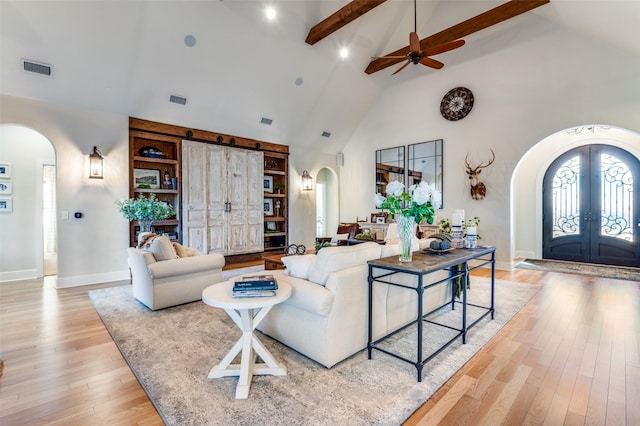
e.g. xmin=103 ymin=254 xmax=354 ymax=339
xmin=264 ymin=199 xmax=274 ymax=216
xmin=134 ymin=168 xmax=160 ymax=189
xmin=266 ymin=221 xmax=277 ymax=231
xmin=0 ymin=180 xmax=11 ymax=195
xmin=0 ymin=197 xmax=12 ymax=212
xmin=0 ymin=163 xmax=10 ymax=178
xmin=263 ymin=176 xmax=273 ymax=192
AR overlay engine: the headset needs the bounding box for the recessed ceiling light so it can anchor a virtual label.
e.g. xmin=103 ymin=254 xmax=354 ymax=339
xmin=339 ymin=48 xmax=349 ymax=59
xmin=322 ymin=131 xmax=331 ymax=138
xmin=295 ymin=77 xmax=303 ymax=86
xmin=265 ymin=6 xmax=276 ymax=21
xmin=260 ymin=117 xmax=273 ymax=125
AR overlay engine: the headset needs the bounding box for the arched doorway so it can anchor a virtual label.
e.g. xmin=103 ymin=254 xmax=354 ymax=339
xmin=0 ymin=125 xmax=57 ymax=278
xmin=315 ymin=167 xmax=339 ymax=238
xmin=542 ymin=144 xmax=640 ymax=267
xmin=512 ymin=125 xmax=640 ymax=265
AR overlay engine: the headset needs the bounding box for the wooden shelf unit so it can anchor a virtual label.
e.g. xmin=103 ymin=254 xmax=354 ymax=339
xmin=128 ymin=117 xmax=289 ymax=251
xmin=263 ymin=152 xmax=289 ymax=253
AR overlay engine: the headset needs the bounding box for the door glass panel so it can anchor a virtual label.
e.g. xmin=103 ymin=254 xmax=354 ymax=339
xmin=600 ymin=153 xmax=633 ymax=241
xmin=552 ymin=155 xmax=581 ymax=238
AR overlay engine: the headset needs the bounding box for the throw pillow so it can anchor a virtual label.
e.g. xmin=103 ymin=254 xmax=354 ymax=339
xmin=146 ymin=235 xmax=178 ymax=261
xmin=330 ymin=233 xmax=349 ymax=243
xmin=172 ymin=242 xmax=201 ymax=257
xmin=282 ymin=254 xmax=317 ymax=279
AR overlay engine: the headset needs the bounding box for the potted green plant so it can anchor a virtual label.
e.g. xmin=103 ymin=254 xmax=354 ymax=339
xmin=274 ymin=183 xmax=285 ymax=194
xmin=116 ymin=193 xmax=176 ymax=233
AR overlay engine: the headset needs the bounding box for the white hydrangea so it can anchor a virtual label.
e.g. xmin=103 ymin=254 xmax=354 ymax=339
xmin=373 ymin=193 xmax=386 ymax=208
xmin=385 ymin=180 xmax=404 ymax=197
xmin=411 ymin=181 xmax=432 ymax=205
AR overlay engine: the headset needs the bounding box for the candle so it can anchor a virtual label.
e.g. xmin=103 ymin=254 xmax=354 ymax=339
xmin=455 ymin=209 xmax=465 ymax=224
xmin=466 ymin=226 xmax=477 ymax=236
xmin=452 ymin=212 xmax=463 ymax=227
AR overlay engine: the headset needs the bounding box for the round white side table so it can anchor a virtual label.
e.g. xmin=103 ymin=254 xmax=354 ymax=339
xmin=202 ymin=280 xmax=291 ymax=399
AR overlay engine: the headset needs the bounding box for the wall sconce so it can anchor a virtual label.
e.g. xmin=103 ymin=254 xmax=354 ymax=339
xmin=89 ymin=146 xmax=104 ymax=179
xmin=301 ymin=170 xmax=313 ymax=191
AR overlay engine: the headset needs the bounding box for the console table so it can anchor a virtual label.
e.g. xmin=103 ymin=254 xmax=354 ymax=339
xmin=367 ymin=246 xmax=495 ymax=381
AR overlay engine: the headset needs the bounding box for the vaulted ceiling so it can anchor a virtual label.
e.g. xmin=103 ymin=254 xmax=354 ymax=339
xmin=1 ymin=1 xmax=638 ymax=153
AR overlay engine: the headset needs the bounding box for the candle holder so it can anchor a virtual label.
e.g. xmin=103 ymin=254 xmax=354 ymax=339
xmin=451 ymin=225 xmax=464 ymax=248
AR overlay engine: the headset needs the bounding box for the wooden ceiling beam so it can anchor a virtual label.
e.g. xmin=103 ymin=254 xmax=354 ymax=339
xmin=305 ymin=0 xmax=387 ymax=45
xmin=365 ymin=0 xmax=550 ymax=74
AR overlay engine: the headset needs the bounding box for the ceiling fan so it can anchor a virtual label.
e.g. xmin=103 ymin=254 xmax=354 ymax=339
xmin=373 ymin=0 xmax=465 ymax=75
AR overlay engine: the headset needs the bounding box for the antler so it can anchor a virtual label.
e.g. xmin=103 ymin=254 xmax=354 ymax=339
xmin=465 ymin=149 xmax=495 ymax=171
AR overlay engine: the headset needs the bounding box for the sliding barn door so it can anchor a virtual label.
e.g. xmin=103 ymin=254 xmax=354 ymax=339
xmin=543 ymin=144 xmax=640 ymax=267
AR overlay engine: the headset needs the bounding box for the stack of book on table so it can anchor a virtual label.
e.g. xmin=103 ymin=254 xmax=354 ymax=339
xmin=232 ymin=275 xmax=278 ymax=298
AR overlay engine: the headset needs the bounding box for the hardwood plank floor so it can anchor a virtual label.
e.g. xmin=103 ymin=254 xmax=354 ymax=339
xmin=1 ymin=268 xmax=638 ymax=425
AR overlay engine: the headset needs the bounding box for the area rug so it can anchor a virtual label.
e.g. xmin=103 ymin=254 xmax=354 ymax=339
xmin=517 ymin=258 xmax=640 ymax=281
xmin=89 ymin=277 xmax=540 ymax=426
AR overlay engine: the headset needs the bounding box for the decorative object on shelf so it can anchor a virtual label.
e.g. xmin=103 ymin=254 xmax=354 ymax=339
xmin=266 ymin=221 xmax=277 ymax=232
xmin=440 ymin=87 xmax=474 ymax=121
xmin=374 ymin=180 xmax=441 ymax=262
xmin=274 ymin=183 xmax=285 ymax=194
xmin=163 ymin=169 xmax=172 ymax=189
xmin=134 ymin=168 xmax=160 ymax=189
xmin=425 ymin=232 xmax=452 ymax=252
xmin=264 ymin=199 xmax=273 ymax=216
xmin=263 ymin=176 xmax=273 ymax=192
xmin=464 ymin=149 xmax=495 ymax=200
xmin=301 ymin=170 xmax=313 ymax=191
xmin=275 ymin=200 xmax=281 ymax=217
xmin=138 ymin=146 xmax=165 ymax=159
xmin=116 ymin=193 xmax=176 ymax=233
xmin=89 ymin=146 xmax=104 ymax=179
xmin=437 ymin=217 xmax=481 ymax=298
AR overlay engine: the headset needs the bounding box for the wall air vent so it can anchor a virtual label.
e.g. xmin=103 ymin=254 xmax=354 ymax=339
xmin=260 ymin=117 xmax=273 ymax=125
xmin=22 ymin=59 xmax=52 ymax=76
xmin=169 ymin=94 xmax=187 ymax=105
xmin=321 ymin=131 xmax=331 ymax=138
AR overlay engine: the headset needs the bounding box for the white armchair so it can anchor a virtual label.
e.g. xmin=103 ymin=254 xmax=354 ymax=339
xmin=127 ymin=247 xmax=225 ymax=310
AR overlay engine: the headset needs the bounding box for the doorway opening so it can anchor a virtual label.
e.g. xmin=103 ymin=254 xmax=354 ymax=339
xmin=315 ymin=167 xmax=339 ymax=239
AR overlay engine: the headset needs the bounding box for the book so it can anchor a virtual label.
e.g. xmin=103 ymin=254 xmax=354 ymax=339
xmin=231 ymin=289 xmax=277 ymax=298
xmin=234 ymin=275 xmax=278 ymax=290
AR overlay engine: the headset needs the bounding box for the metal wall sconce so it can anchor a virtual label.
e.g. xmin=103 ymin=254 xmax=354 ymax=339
xmin=301 ymin=170 xmax=313 ymax=191
xmin=89 ymin=146 xmax=104 ymax=179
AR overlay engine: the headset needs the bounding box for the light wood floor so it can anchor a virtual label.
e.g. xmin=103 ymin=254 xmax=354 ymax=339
xmin=0 ymin=268 xmax=638 ymax=425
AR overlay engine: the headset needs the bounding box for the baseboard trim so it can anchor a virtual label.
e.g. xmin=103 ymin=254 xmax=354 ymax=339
xmin=0 ymin=269 xmax=38 ymax=282
xmin=56 ymin=270 xmax=130 ymax=289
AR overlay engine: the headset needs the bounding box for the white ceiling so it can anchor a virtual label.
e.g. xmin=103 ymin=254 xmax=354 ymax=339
xmin=2 ymin=1 xmax=639 ymax=153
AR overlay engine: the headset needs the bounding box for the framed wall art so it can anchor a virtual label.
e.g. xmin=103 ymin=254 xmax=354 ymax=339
xmin=0 ymin=197 xmax=12 ymax=212
xmin=0 ymin=180 xmax=11 ymax=195
xmin=264 ymin=199 xmax=274 ymax=216
xmin=263 ymin=176 xmax=273 ymax=192
xmin=0 ymin=163 xmax=10 ymax=178
xmin=133 ymin=168 xmax=160 ymax=189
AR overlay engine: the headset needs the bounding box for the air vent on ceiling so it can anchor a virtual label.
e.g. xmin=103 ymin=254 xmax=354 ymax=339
xmin=169 ymin=94 xmax=187 ymax=105
xmin=22 ymin=59 xmax=52 ymax=76
xmin=321 ymin=131 xmax=331 ymax=138
xmin=260 ymin=117 xmax=273 ymax=125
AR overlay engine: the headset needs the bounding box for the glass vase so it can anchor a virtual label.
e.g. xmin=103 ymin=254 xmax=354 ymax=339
xmin=396 ymin=215 xmax=416 ymax=262
xmin=139 ymin=220 xmax=153 ymax=233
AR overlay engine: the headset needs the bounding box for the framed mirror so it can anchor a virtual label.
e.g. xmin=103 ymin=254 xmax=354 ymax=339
xmin=375 ymin=146 xmax=405 ymax=195
xmin=407 ymin=139 xmax=443 ymax=208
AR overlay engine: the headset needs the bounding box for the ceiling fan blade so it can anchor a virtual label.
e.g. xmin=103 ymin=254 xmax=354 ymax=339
xmin=365 ymin=0 xmax=550 ymax=74
xmin=370 ymin=55 xmax=407 ymax=59
xmin=424 ymin=39 xmax=465 ymax=56
xmin=409 ymin=32 xmax=421 ymax=53
xmin=392 ymin=61 xmax=411 ymax=75
xmin=420 ymin=57 xmax=444 ymax=69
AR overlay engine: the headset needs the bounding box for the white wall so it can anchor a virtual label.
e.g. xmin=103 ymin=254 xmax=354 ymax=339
xmin=0 ymin=126 xmax=55 ymax=280
xmin=334 ymin=25 xmax=640 ymax=269
xmin=0 ymin=95 xmax=131 ymax=287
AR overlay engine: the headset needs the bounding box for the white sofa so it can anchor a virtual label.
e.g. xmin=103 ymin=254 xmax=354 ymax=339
xmin=252 ymin=241 xmax=451 ymax=368
xmin=127 ymin=247 xmax=225 ymax=310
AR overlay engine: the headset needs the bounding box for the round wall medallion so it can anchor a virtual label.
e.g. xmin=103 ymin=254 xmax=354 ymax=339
xmin=440 ymin=87 xmax=474 ymax=121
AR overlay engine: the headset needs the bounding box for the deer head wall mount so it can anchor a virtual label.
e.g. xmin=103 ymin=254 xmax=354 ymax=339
xmin=465 ymin=149 xmax=495 ymax=200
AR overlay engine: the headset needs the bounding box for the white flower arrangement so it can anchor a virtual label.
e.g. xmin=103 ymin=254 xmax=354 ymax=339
xmin=373 ymin=180 xmax=441 ymax=224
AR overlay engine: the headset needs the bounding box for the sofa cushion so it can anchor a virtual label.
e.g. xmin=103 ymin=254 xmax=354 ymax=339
xmin=308 ymin=242 xmax=381 ymax=286
xmin=282 ymin=254 xmax=317 ymax=279
xmin=146 ymin=235 xmax=178 ymax=261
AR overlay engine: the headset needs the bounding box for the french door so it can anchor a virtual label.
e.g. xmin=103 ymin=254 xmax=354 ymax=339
xmin=543 ymin=144 xmax=640 ymax=267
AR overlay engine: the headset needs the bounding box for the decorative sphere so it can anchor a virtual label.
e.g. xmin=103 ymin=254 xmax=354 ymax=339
xmin=440 ymin=241 xmax=451 ymax=250
xmin=430 ymin=240 xmax=442 ymax=250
